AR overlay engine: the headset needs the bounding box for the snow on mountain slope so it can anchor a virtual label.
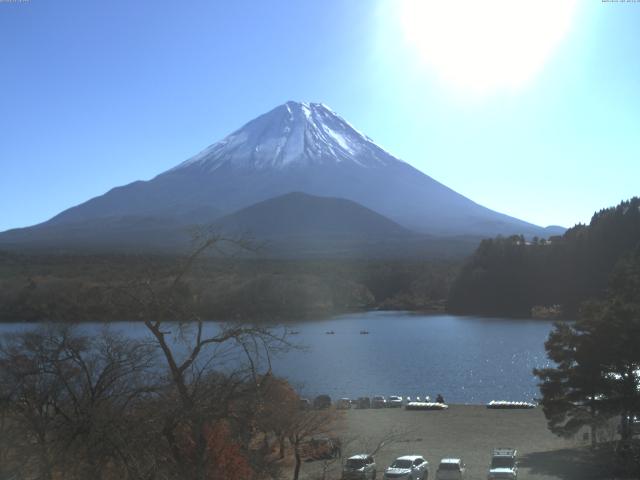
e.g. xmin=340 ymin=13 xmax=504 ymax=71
xmin=171 ymin=101 xmax=400 ymax=172
xmin=2 ymin=101 xmax=560 ymax=242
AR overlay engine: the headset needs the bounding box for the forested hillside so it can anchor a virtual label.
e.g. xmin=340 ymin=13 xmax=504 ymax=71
xmin=448 ymin=197 xmax=640 ymax=317
xmin=0 ymin=253 xmax=458 ymax=322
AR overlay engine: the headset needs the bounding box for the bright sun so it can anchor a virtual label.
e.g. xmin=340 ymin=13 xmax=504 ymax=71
xmin=398 ymin=0 xmax=578 ymax=93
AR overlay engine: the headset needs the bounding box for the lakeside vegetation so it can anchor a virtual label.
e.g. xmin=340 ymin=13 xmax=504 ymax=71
xmin=533 ymin=244 xmax=640 ymax=475
xmin=448 ymin=197 xmax=640 ymax=318
xmin=0 ymin=252 xmax=458 ymax=322
xmin=0 ymin=237 xmax=344 ymax=480
xmin=0 ymin=305 xmax=336 ymax=480
xmin=2 ymin=198 xmax=639 ymax=324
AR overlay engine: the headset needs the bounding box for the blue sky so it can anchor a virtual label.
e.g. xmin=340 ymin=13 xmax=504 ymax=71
xmin=1 ymin=0 xmax=638 ymax=232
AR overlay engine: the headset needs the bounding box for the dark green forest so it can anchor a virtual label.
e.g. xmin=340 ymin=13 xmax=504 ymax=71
xmin=531 ymin=244 xmax=640 ymax=478
xmin=0 ymin=252 xmax=457 ymax=322
xmin=4 ymin=197 xmax=639 ymax=322
xmin=448 ymin=197 xmax=640 ymax=318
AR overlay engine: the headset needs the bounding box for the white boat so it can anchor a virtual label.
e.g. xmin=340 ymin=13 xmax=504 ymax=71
xmin=405 ymin=402 xmax=448 ymax=411
xmin=486 ymin=400 xmax=536 ymax=409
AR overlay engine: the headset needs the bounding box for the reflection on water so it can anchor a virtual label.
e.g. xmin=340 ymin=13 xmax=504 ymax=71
xmin=270 ymin=311 xmax=554 ymax=404
xmin=0 ymin=311 xmax=555 ymax=404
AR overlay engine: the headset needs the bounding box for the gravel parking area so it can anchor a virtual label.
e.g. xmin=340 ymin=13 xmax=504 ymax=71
xmin=298 ymin=405 xmax=609 ymax=480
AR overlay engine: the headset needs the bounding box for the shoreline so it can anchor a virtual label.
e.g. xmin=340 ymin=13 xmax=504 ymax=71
xmin=0 ymin=306 xmax=565 ymax=324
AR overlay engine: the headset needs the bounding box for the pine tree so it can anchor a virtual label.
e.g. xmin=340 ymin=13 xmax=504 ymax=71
xmin=534 ymin=246 xmax=640 ymax=445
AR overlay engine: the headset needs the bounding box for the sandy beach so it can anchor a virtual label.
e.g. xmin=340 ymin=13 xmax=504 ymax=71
xmin=299 ymin=405 xmax=610 ymax=480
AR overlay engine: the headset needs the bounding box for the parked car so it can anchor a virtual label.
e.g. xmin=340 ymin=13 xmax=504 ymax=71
xmin=384 ymin=455 xmax=429 ymax=480
xmin=435 ymin=458 xmax=465 ymax=480
xmin=372 ymin=395 xmax=387 ymax=408
xmin=488 ymin=449 xmax=517 ymax=479
xmin=388 ymin=395 xmax=403 ymax=408
xmin=301 ymin=436 xmax=338 ymax=460
xmin=314 ymin=394 xmax=332 ymax=409
xmin=631 ymin=415 xmax=640 ymax=436
xmin=619 ymin=414 xmax=640 ymax=436
xmin=357 ymin=397 xmax=371 ymax=409
xmin=337 ymin=398 xmax=352 ymax=409
xmin=343 ymin=454 xmax=377 ymax=480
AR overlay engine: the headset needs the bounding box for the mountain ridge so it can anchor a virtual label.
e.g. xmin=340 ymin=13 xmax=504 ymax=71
xmin=214 ymin=191 xmax=412 ymax=238
xmin=1 ymin=101 xmax=565 ymax=254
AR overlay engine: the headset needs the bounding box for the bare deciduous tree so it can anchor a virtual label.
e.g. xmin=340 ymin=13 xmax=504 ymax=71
xmin=113 ymin=233 xmax=291 ymax=480
xmin=284 ymin=408 xmax=340 ymax=480
xmin=0 ymin=326 xmax=158 ymax=480
xmin=0 ymin=234 xmax=308 ymax=480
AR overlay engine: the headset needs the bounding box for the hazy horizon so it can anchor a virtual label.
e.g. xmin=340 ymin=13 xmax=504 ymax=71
xmin=1 ymin=0 xmax=639 ymax=232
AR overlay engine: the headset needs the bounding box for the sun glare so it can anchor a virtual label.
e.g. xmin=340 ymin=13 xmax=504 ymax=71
xmin=398 ymin=0 xmax=578 ymax=93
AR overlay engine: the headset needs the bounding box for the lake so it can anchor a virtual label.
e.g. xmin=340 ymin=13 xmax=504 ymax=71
xmin=0 ymin=311 xmax=555 ymax=404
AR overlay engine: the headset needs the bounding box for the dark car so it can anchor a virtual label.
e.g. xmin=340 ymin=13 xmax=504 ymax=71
xmin=343 ymin=454 xmax=376 ymax=480
xmin=372 ymin=395 xmax=387 ymax=408
xmin=301 ymin=436 xmax=339 ymax=461
xmin=619 ymin=414 xmax=640 ymax=436
xmin=357 ymin=397 xmax=371 ymax=409
xmin=314 ymin=394 xmax=332 ymax=409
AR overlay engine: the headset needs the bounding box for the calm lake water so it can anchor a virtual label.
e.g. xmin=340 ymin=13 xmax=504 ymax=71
xmin=0 ymin=311 xmax=555 ymax=404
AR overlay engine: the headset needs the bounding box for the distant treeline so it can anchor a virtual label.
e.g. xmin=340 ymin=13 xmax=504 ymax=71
xmin=0 ymin=252 xmax=459 ymax=322
xmin=448 ymin=197 xmax=640 ymax=318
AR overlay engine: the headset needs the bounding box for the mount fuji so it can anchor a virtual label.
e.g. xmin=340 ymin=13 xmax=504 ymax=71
xmin=0 ymin=101 xmax=563 ymax=254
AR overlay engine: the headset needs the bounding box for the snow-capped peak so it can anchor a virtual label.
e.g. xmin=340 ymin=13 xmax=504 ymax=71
xmin=170 ymin=101 xmax=404 ymax=173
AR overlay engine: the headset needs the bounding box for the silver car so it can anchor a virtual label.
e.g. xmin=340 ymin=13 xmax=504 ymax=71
xmin=488 ymin=448 xmax=518 ymax=479
xmin=435 ymin=458 xmax=465 ymax=480
xmin=384 ymin=455 xmax=429 ymax=480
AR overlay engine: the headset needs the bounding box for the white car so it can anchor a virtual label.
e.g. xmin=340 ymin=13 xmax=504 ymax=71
xmin=488 ymin=448 xmax=517 ymax=479
xmin=435 ymin=458 xmax=465 ymax=480
xmin=384 ymin=455 xmax=429 ymax=480
xmin=388 ymin=395 xmax=403 ymax=407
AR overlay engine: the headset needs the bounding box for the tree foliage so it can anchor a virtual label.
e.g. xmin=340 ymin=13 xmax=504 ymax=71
xmin=0 ymin=252 xmax=459 ymax=322
xmin=0 ymin=327 xmax=160 ymax=480
xmin=534 ymin=246 xmax=640 ymax=448
xmin=0 ymin=324 xmax=318 ymax=480
xmin=0 ymin=235 xmax=340 ymax=480
xmin=449 ymin=197 xmax=640 ymax=317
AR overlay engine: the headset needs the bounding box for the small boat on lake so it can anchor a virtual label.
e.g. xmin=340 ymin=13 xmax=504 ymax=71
xmin=326 ymin=330 xmax=335 ymax=335
xmin=359 ymin=330 xmax=369 ymax=334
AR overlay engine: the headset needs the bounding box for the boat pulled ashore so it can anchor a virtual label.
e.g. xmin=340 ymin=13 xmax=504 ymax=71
xmin=405 ymin=402 xmax=448 ymax=411
xmin=486 ymin=400 xmax=536 ymax=409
